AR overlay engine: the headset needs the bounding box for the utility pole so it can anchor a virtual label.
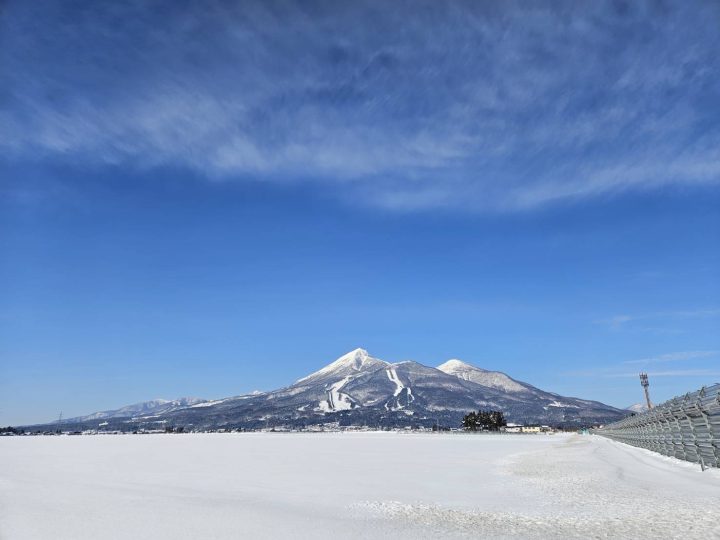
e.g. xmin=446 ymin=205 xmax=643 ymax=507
xmin=639 ymin=372 xmax=652 ymax=410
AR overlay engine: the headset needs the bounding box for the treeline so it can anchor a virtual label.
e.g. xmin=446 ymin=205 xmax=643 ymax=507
xmin=0 ymin=426 xmax=24 ymax=435
xmin=461 ymin=410 xmax=506 ymax=431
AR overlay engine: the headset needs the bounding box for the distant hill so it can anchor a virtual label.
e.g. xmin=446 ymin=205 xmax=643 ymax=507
xmin=62 ymin=397 xmax=207 ymax=423
xmin=625 ymin=403 xmax=649 ymax=414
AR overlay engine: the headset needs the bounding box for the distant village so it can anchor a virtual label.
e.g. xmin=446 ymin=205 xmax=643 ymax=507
xmin=2 ymin=421 xmax=591 ymax=436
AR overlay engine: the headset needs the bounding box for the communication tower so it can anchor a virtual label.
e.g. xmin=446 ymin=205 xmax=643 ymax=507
xmin=639 ymin=372 xmax=652 ymax=410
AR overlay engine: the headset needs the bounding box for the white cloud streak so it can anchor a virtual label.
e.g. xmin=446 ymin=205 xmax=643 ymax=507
xmin=599 ymin=309 xmax=720 ymax=329
xmin=567 ymin=368 xmax=720 ymax=379
xmin=1 ymin=0 xmax=719 ymax=211
xmin=623 ymin=350 xmax=719 ymax=365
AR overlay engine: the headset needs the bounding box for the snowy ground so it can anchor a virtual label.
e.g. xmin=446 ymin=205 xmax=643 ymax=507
xmin=1 ymin=433 xmax=718 ymax=539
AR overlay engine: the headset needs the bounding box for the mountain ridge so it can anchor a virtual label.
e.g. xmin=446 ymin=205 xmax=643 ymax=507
xmin=26 ymin=348 xmax=627 ymax=431
xmin=63 ymin=397 xmax=207 ymax=423
xmin=437 ymin=359 xmax=531 ymax=393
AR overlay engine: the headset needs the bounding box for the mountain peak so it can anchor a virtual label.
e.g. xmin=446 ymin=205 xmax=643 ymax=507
xmin=294 ymin=348 xmax=387 ymax=383
xmin=343 ymin=347 xmax=369 ymax=359
xmin=626 ymin=403 xmax=648 ymax=413
xmin=334 ymin=348 xmax=373 ymax=368
xmin=438 ymin=359 xmax=530 ymax=393
xmin=437 ymin=359 xmax=484 ymax=372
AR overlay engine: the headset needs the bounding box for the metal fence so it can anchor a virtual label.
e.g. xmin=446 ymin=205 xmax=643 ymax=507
xmin=594 ymin=383 xmax=720 ymax=469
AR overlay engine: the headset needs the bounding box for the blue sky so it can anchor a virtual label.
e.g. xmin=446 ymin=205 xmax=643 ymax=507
xmin=1 ymin=0 xmax=719 ymax=425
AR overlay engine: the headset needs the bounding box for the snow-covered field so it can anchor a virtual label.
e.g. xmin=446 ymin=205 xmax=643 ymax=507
xmin=1 ymin=433 xmax=718 ymax=539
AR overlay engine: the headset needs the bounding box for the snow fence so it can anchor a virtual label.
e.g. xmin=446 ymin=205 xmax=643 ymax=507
xmin=594 ymin=383 xmax=720 ymax=469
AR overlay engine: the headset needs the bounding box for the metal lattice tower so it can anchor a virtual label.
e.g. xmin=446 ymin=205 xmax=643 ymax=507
xmin=639 ymin=372 xmax=652 ymax=410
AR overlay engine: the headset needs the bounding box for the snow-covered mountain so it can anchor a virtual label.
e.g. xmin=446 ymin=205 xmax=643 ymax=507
xmin=28 ymin=349 xmax=626 ymax=431
xmin=626 ymin=403 xmax=649 ymax=414
xmin=437 ymin=359 xmax=530 ymax=393
xmin=63 ymin=397 xmax=207 ymax=422
xmin=435 ymin=359 xmax=605 ymax=410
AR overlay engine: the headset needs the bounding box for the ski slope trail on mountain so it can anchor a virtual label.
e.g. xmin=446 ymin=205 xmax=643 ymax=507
xmin=386 ymin=367 xmax=404 ymax=397
xmin=322 ymin=376 xmax=355 ymax=411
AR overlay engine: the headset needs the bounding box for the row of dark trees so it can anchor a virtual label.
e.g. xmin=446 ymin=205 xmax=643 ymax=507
xmin=0 ymin=426 xmax=24 ymax=435
xmin=461 ymin=410 xmax=507 ymax=431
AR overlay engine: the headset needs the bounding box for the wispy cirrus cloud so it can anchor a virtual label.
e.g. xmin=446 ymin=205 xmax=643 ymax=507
xmin=566 ymin=348 xmax=720 ymax=379
xmin=1 ymin=0 xmax=719 ymax=211
xmin=623 ymin=350 xmax=719 ymax=365
xmin=567 ymin=368 xmax=720 ymax=379
xmin=602 ymin=315 xmax=635 ymax=329
xmin=598 ymin=309 xmax=720 ymax=329
xmin=591 ymin=313 xmax=720 ymax=379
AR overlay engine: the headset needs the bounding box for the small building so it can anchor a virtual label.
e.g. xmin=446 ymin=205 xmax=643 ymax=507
xmin=503 ymin=424 xmax=552 ymax=434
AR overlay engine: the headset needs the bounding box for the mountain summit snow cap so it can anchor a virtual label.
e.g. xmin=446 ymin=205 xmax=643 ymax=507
xmin=436 ymin=359 xmax=485 ymax=372
xmin=438 ymin=359 xmax=529 ymax=393
xmin=294 ymin=348 xmax=387 ymax=383
xmin=330 ymin=347 xmax=376 ymax=370
xmin=341 ymin=347 xmax=369 ymax=360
